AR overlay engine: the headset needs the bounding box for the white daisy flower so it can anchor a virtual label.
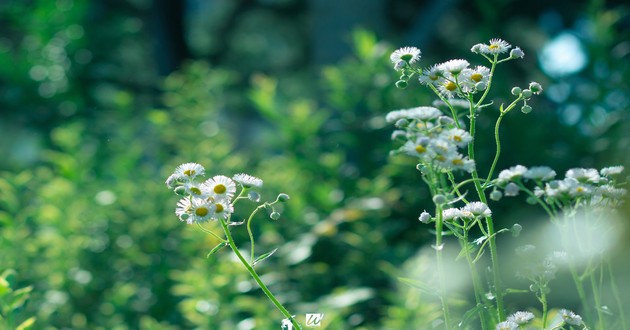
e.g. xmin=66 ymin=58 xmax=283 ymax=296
xmin=559 ymin=309 xmax=583 ymax=326
xmin=233 ymin=173 xmax=263 ymax=188
xmin=418 ymin=65 xmax=443 ymax=85
xmin=184 ymin=181 xmax=211 ymax=198
xmin=479 ymin=38 xmax=511 ymax=55
xmin=523 ymin=166 xmax=556 ymax=181
xmin=495 ymin=320 xmax=518 ymax=330
xmin=176 ymin=197 xmax=215 ymax=224
xmin=390 ymin=46 xmax=421 ymax=64
xmin=442 ymin=208 xmax=463 ymax=221
xmin=437 ymin=80 xmax=459 ymax=98
xmin=497 ymin=165 xmax=528 ymax=184
xmin=565 ymin=168 xmax=600 ymax=183
xmin=203 ymin=175 xmax=237 ymax=200
xmin=438 ymin=59 xmax=470 ymax=75
xmin=506 ymin=311 xmax=534 ymax=325
xmin=173 ymin=163 xmax=205 ymax=182
xmin=600 ymin=165 xmax=624 ymax=176
xmin=462 ymin=201 xmax=491 ymax=217
xmin=385 ymin=106 xmax=442 ymax=123
xmin=459 ymin=66 xmax=490 ymax=92
xmin=441 ymin=128 xmax=472 ymax=147
xmin=211 ymin=198 xmax=234 ymax=221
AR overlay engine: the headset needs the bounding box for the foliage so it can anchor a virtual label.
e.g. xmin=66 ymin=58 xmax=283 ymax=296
xmin=0 ymin=1 xmax=628 ymax=329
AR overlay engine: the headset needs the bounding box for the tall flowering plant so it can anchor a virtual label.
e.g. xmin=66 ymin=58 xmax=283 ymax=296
xmin=387 ymin=39 xmax=627 ymax=329
xmin=165 ymin=163 xmax=301 ymax=330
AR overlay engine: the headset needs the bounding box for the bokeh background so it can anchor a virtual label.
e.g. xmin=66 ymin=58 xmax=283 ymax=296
xmin=1 ymin=0 xmax=628 ymax=329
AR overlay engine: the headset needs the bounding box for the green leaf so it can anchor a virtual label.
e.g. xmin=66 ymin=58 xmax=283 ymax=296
xmin=459 ymin=303 xmax=485 ymax=328
xmin=16 ymin=317 xmax=36 ymax=330
xmin=206 ymin=243 xmax=227 ymax=259
xmin=455 ymin=242 xmax=478 ymax=261
xmin=397 ymin=277 xmax=439 ymax=297
xmin=253 ymin=248 xmax=278 ymax=266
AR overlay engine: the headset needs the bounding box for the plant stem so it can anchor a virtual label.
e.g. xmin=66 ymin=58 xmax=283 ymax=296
xmin=219 ymin=217 xmax=301 ymax=330
xmin=467 ymin=101 xmax=505 ymax=322
xmin=463 ymin=226 xmax=489 ymax=329
xmin=607 ymin=258 xmax=627 ymax=330
xmin=483 ymin=113 xmax=505 ymax=190
xmin=540 ymin=289 xmax=549 ymax=329
xmin=590 ymin=267 xmax=605 ymax=330
xmin=435 ymin=203 xmax=453 ymax=329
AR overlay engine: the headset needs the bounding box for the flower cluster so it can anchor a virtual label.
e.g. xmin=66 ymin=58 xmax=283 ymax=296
xmin=165 ymin=163 xmax=263 ymax=224
xmin=495 ymin=310 xmax=535 ymax=329
xmin=493 ymin=165 xmax=627 ymax=207
xmin=387 ymin=106 xmax=475 ymax=173
xmin=441 ymin=201 xmax=492 ymax=222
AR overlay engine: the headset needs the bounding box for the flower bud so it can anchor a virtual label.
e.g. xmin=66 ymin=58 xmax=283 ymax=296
xmin=521 ymin=89 xmax=533 ymax=98
xmin=511 ymin=87 xmax=522 ymax=96
xmin=529 ymin=81 xmax=543 ymax=94
xmin=394 ymin=60 xmax=406 ymax=71
xmin=395 ymin=80 xmax=408 ymax=89
xmin=248 ymin=191 xmax=261 ymax=202
xmin=511 ymin=223 xmax=522 ymax=237
xmin=475 ymin=81 xmax=487 ymax=91
xmin=526 ymin=196 xmax=537 ymax=204
xmin=470 ymin=44 xmax=483 ymax=54
xmin=394 ymin=118 xmax=409 ymax=128
xmin=504 ymin=182 xmax=520 ymax=196
xmin=432 ymin=194 xmax=448 ymax=205
xmin=277 ymin=193 xmax=290 ymax=202
xmin=510 ymin=47 xmax=525 ymax=59
xmin=174 ymin=186 xmax=187 ymax=196
xmin=521 ymin=105 xmax=532 ymax=114
xmin=490 ymin=190 xmax=503 ymax=201
xmin=419 ymin=211 xmax=432 ymax=223
xmin=270 ymin=211 xmax=281 ymax=220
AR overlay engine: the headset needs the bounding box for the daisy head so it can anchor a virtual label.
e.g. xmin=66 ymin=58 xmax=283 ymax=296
xmin=438 ymin=59 xmax=470 ymax=75
xmin=478 ymin=38 xmax=511 ymax=55
xmin=233 ymin=173 xmax=263 ymax=189
xmin=438 ymin=80 xmax=459 ymax=99
xmin=460 ymin=66 xmax=490 ymax=92
xmin=176 ymin=197 xmax=215 ymax=224
xmin=390 ymin=46 xmax=422 ymax=64
xmin=418 ymin=65 xmax=443 ymax=85
xmin=169 ymin=163 xmax=205 ymax=187
xmin=203 ymin=175 xmax=237 ymax=200
xmin=212 ymin=198 xmax=234 ymax=221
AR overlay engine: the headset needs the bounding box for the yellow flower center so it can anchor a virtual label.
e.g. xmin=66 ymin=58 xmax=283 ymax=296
xmin=184 ymin=169 xmax=195 ymax=176
xmin=576 ymin=186 xmax=585 ymax=193
xmin=471 ymin=73 xmax=483 ymax=82
xmin=415 ymin=145 xmax=426 ymax=153
xmin=215 ymin=204 xmax=224 ymax=213
xmin=195 ymin=207 xmax=209 ymax=217
xmin=489 ymin=44 xmax=499 ymax=50
xmin=214 ymin=184 xmax=226 ymax=194
xmin=190 ymin=187 xmax=202 ymax=195
xmin=445 ymin=81 xmax=457 ymax=91
xmin=436 ymin=155 xmax=446 ymax=161
xmin=452 ymin=159 xmax=463 ymax=165
xmin=453 ymin=135 xmax=462 ymax=142
xmin=429 ymin=74 xmax=439 ymax=81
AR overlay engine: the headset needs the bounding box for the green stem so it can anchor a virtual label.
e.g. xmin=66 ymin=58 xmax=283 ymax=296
xmin=568 ymin=264 xmax=592 ymax=323
xmin=540 ymin=289 xmax=549 ymax=329
xmin=590 ymin=266 xmax=605 ymax=330
xmin=435 ymin=203 xmax=453 ymax=328
xmin=219 ymin=217 xmax=301 ymax=330
xmin=483 ymin=113 xmax=505 ymax=190
xmin=246 ymin=204 xmax=266 ymax=264
xmin=607 ymin=257 xmax=627 ymax=330
xmin=468 ymin=98 xmax=505 ymax=322
xmin=463 ymin=226 xmax=489 ymax=329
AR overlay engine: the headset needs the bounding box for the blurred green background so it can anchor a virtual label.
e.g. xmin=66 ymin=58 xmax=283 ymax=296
xmin=0 ymin=0 xmax=628 ymax=329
